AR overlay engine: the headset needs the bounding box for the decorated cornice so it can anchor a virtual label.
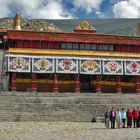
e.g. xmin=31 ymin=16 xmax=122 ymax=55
xmin=7 ymin=30 xmax=140 ymax=45
xmin=8 ymin=48 xmax=140 ymax=58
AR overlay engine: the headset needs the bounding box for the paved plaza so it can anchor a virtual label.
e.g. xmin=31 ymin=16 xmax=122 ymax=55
xmin=0 ymin=122 xmax=139 ymax=140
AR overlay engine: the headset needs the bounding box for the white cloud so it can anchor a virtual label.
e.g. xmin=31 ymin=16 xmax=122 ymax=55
xmin=113 ymin=0 xmax=140 ymax=18
xmin=0 ymin=0 xmax=74 ymax=19
xmin=96 ymin=11 xmax=104 ymax=18
xmin=73 ymin=0 xmax=103 ymax=14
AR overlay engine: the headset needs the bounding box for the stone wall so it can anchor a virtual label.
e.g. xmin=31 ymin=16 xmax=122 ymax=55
xmin=0 ymin=50 xmax=9 ymax=91
xmin=0 ymin=92 xmax=140 ymax=122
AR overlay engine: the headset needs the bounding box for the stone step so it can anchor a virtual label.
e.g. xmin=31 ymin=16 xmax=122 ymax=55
xmin=0 ymin=92 xmax=139 ymax=97
xmin=0 ymin=96 xmax=140 ymax=104
xmin=0 ymin=97 xmax=138 ymax=106
xmin=1 ymin=91 xmax=139 ymax=96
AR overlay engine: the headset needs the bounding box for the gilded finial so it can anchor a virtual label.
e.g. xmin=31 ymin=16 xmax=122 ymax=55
xmin=13 ymin=13 xmax=21 ymax=30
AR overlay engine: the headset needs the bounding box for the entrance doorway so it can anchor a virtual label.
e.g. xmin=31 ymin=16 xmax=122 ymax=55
xmin=80 ymin=75 xmax=95 ymax=93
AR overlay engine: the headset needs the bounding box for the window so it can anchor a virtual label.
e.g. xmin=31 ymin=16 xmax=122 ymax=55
xmin=109 ymin=45 xmax=114 ymax=51
xmin=80 ymin=44 xmax=85 ymax=50
xmin=85 ymin=44 xmax=90 ymax=50
xmin=41 ymin=41 xmax=47 ymax=48
xmin=103 ymin=44 xmax=108 ymax=51
xmin=91 ymin=44 xmax=97 ymax=50
xmin=98 ymin=44 xmax=103 ymax=51
xmin=16 ymin=40 xmax=22 ymax=47
xmin=61 ymin=43 xmax=67 ymax=49
xmin=67 ymin=43 xmax=72 ymax=49
xmin=73 ymin=43 xmax=79 ymax=50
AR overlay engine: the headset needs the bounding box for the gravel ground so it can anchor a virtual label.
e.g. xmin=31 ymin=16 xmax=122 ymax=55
xmin=0 ymin=122 xmax=139 ymax=140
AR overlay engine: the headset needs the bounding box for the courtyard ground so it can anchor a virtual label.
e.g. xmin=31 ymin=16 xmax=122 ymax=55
xmin=0 ymin=122 xmax=139 ymax=140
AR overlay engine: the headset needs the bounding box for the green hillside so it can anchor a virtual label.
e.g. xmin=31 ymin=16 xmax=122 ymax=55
xmin=0 ymin=18 xmax=140 ymax=35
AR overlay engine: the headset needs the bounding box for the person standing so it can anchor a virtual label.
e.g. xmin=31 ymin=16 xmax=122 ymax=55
xmin=121 ymin=108 xmax=126 ymax=128
xmin=126 ymin=108 xmax=132 ymax=128
xmin=116 ymin=108 xmax=121 ymax=128
xmin=109 ymin=107 xmax=116 ymax=129
xmin=132 ymin=107 xmax=138 ymax=128
xmin=104 ymin=109 xmax=110 ymax=129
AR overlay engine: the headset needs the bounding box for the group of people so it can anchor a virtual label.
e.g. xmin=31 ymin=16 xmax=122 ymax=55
xmin=104 ymin=107 xmax=140 ymax=129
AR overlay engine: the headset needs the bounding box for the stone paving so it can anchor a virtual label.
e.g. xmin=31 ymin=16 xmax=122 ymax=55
xmin=0 ymin=122 xmax=139 ymax=140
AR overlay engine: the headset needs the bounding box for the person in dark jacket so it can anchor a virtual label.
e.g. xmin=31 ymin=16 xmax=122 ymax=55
xmin=104 ymin=109 xmax=110 ymax=128
xmin=110 ymin=107 xmax=116 ymax=129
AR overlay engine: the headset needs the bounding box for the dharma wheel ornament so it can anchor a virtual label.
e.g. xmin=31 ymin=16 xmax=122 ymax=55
xmin=74 ymin=20 xmax=96 ymax=33
xmin=81 ymin=20 xmax=90 ymax=30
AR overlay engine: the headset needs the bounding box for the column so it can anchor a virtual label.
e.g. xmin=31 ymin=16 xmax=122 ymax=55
xmin=53 ymin=73 xmax=59 ymax=92
xmin=11 ymin=73 xmax=16 ymax=91
xmin=136 ymin=76 xmax=140 ymax=93
xmin=74 ymin=74 xmax=80 ymax=93
xmin=96 ymin=75 xmax=101 ymax=93
xmin=32 ymin=73 xmax=37 ymax=92
xmin=116 ymin=75 xmax=122 ymax=93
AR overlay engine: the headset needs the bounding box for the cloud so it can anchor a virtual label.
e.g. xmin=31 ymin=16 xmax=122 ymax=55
xmin=0 ymin=0 xmax=74 ymax=19
xmin=113 ymin=0 xmax=140 ymax=18
xmin=73 ymin=0 xmax=103 ymax=14
xmin=95 ymin=11 xmax=104 ymax=18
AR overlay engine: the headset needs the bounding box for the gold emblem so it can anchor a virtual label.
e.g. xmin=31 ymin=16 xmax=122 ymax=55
xmin=81 ymin=20 xmax=90 ymax=30
xmin=75 ymin=20 xmax=96 ymax=31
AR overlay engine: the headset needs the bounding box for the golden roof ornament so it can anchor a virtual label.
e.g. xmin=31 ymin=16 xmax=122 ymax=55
xmin=74 ymin=20 xmax=96 ymax=33
xmin=13 ymin=13 xmax=21 ymax=30
xmin=81 ymin=20 xmax=90 ymax=30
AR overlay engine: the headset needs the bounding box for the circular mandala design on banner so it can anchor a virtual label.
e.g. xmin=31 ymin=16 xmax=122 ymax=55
xmin=126 ymin=62 xmax=140 ymax=74
xmin=106 ymin=61 xmax=121 ymax=73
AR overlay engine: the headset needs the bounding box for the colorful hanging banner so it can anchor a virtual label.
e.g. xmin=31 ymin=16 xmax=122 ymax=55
xmin=125 ymin=61 xmax=140 ymax=75
xmin=32 ymin=58 xmax=54 ymax=73
xmin=8 ymin=56 xmax=30 ymax=72
xmin=103 ymin=60 xmax=123 ymax=75
xmin=56 ymin=59 xmax=78 ymax=73
xmin=80 ymin=59 xmax=101 ymax=74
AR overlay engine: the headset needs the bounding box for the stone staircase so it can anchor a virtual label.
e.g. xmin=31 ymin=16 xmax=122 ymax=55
xmin=0 ymin=92 xmax=140 ymax=122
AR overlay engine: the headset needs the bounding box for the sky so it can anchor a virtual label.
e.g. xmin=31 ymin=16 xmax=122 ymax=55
xmin=0 ymin=0 xmax=140 ymax=19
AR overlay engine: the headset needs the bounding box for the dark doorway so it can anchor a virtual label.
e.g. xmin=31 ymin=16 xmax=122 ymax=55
xmin=80 ymin=75 xmax=95 ymax=93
